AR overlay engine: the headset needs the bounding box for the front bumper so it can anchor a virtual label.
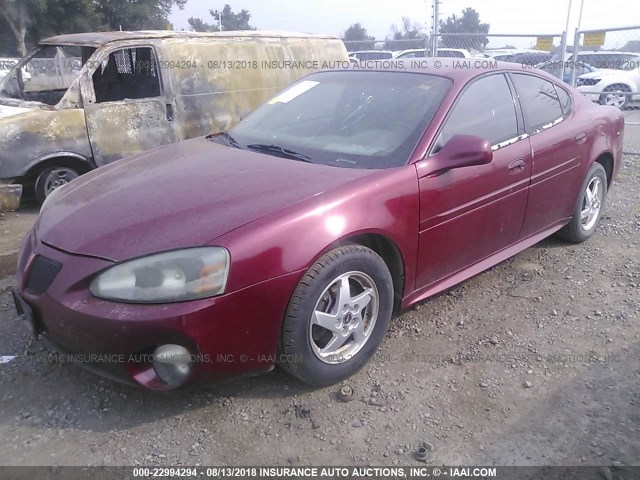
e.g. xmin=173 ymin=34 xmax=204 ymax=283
xmin=14 ymin=234 xmax=302 ymax=390
xmin=0 ymin=182 xmax=22 ymax=211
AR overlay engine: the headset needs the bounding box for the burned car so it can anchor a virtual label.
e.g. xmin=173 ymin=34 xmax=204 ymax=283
xmin=0 ymin=30 xmax=348 ymax=205
xmin=13 ymin=63 xmax=623 ymax=390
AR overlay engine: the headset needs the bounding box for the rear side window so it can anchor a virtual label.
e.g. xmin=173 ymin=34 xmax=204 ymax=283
xmin=438 ymin=73 xmax=518 ymax=147
xmin=511 ymin=74 xmax=563 ymax=132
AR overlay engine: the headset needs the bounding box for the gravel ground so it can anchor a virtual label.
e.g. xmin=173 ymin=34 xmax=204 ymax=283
xmin=0 ymin=156 xmax=638 ymax=469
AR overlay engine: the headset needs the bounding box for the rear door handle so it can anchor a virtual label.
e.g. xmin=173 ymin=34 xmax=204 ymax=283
xmin=508 ymin=158 xmax=526 ymax=174
xmin=166 ymin=103 xmax=175 ymax=122
xmin=575 ymin=132 xmax=587 ymax=144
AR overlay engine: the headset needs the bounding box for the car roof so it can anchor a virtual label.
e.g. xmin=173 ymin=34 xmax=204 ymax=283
xmin=40 ymin=30 xmax=340 ymax=46
xmin=350 ymin=50 xmax=393 ymax=54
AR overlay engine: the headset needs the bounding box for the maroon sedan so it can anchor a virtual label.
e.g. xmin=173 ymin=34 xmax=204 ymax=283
xmin=13 ymin=63 xmax=624 ymax=390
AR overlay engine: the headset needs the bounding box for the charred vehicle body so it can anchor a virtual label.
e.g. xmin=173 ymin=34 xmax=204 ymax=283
xmin=0 ymin=30 xmax=348 ymax=206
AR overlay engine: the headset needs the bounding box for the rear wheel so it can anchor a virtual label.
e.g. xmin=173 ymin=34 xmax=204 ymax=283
xmin=35 ymin=166 xmax=80 ymax=204
xmin=278 ymin=245 xmax=393 ymax=386
xmin=557 ymin=162 xmax=607 ymax=243
xmin=599 ymin=84 xmax=631 ymax=109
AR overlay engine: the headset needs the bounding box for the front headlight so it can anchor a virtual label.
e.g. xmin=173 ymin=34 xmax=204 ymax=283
xmin=90 ymin=247 xmax=230 ymax=303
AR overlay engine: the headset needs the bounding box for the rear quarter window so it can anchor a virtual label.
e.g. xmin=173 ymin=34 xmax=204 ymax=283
xmin=555 ymin=85 xmax=571 ymax=114
xmin=511 ymin=73 xmax=564 ymax=132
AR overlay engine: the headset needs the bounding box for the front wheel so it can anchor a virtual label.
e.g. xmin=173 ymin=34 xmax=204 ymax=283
xmin=599 ymin=84 xmax=630 ymax=109
xmin=278 ymin=245 xmax=394 ymax=386
xmin=557 ymin=162 xmax=607 ymax=243
xmin=35 ymin=166 xmax=80 ymax=204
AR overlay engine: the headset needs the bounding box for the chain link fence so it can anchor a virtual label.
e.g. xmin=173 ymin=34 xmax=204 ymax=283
xmin=566 ymin=26 xmax=640 ymax=152
xmin=344 ymin=33 xmax=566 ymax=59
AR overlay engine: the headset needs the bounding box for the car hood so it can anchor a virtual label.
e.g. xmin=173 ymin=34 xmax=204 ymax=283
xmin=36 ymin=136 xmax=375 ymax=261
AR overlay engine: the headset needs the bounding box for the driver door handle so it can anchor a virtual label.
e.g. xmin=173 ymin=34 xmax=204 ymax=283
xmin=508 ymin=158 xmax=526 ymax=174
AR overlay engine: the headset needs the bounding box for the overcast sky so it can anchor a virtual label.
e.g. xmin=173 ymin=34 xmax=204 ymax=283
xmin=171 ymin=0 xmax=640 ymax=48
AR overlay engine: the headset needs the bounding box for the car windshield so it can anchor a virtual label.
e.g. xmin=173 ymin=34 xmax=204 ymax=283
xmin=0 ymin=44 xmax=96 ymax=106
xmin=221 ymin=71 xmax=451 ymax=169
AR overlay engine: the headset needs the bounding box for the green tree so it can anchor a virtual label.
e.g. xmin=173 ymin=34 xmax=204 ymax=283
xmin=439 ymin=7 xmax=490 ymax=52
xmin=94 ymin=0 xmax=186 ymax=31
xmin=29 ymin=0 xmax=101 ymax=43
xmin=188 ymin=4 xmax=255 ymax=32
xmin=343 ymin=23 xmax=375 ymax=51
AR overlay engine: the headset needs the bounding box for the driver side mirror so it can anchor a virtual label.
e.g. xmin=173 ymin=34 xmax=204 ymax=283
xmin=419 ymin=135 xmax=493 ymax=177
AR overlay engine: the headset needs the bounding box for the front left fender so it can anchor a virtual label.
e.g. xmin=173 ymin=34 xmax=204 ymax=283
xmin=213 ymin=166 xmax=421 ymax=302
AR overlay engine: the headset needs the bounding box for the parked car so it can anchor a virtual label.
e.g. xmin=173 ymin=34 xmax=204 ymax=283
xmin=505 ymin=51 xmax=554 ymax=66
xmin=394 ymin=48 xmax=472 ymax=59
xmin=13 ymin=63 xmax=623 ymax=390
xmin=572 ymin=51 xmax=640 ymax=70
xmin=576 ymin=69 xmax=640 ymax=108
xmin=348 ymin=50 xmax=394 ymax=61
xmin=486 ymin=49 xmax=551 ymax=63
xmin=0 ymin=31 xmax=348 ymax=204
xmin=572 ymin=52 xmax=640 ymax=108
xmin=536 ymin=60 xmax=598 ymax=84
xmin=484 ymin=48 xmax=518 ymax=59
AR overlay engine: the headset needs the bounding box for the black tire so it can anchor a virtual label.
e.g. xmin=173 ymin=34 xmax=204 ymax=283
xmin=556 ymin=162 xmax=607 ymax=243
xmin=599 ymin=84 xmax=630 ymax=109
xmin=278 ymin=245 xmax=393 ymax=386
xmin=35 ymin=166 xmax=80 ymax=204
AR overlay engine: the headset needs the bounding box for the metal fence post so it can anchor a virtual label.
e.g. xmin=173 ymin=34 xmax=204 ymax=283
xmin=569 ymin=29 xmax=581 ymax=87
xmin=559 ymin=31 xmax=568 ymax=82
xmin=432 ymin=0 xmax=439 ymax=57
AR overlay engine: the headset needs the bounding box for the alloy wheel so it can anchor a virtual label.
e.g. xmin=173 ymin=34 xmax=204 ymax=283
xmin=580 ymin=176 xmax=603 ymax=231
xmin=309 ymin=271 xmax=379 ymax=364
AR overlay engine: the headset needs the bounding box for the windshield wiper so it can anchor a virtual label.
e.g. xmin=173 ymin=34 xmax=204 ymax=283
xmin=246 ymin=143 xmax=313 ymax=163
xmin=218 ymin=131 xmax=240 ymax=148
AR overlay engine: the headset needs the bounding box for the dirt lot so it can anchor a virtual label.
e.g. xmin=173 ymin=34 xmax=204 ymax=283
xmin=0 ymin=155 xmax=638 ymax=469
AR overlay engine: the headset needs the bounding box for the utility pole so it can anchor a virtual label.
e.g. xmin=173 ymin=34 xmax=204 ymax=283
xmin=431 ymin=0 xmax=440 ymax=56
xmin=558 ymin=0 xmax=572 ymax=81
xmin=426 ymin=0 xmax=430 ymax=51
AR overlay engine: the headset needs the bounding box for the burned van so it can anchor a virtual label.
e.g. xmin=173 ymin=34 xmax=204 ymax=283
xmin=0 ymin=31 xmax=348 ymax=205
